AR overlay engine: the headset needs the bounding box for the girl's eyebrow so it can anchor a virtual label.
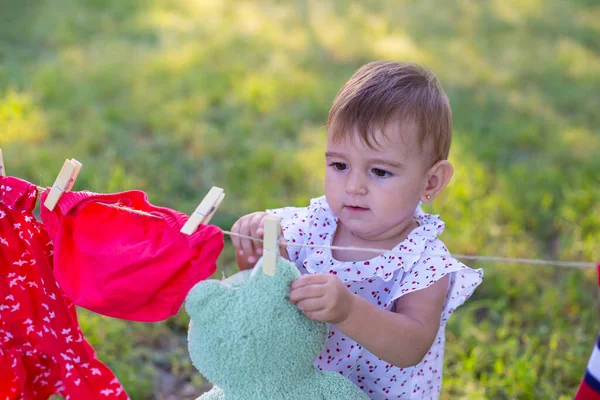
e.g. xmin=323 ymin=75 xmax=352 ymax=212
xmin=326 ymin=152 xmax=404 ymax=168
xmin=367 ymin=158 xmax=404 ymax=169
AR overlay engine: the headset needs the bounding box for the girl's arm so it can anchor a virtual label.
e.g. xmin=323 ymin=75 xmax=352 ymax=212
xmin=338 ymin=275 xmax=449 ymax=367
xmin=289 ymin=274 xmax=449 ymax=368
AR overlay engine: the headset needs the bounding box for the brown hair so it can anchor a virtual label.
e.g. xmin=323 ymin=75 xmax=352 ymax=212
xmin=327 ymin=61 xmax=452 ymax=164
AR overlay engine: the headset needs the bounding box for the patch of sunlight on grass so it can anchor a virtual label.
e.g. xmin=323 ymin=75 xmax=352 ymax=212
xmin=140 ymin=0 xmax=310 ymax=58
xmin=150 ymin=43 xmax=205 ymax=75
xmin=560 ymin=126 xmax=600 ymax=160
xmin=438 ymin=38 xmax=513 ymax=87
xmin=308 ymin=2 xmax=375 ymax=61
xmin=238 ymin=73 xmax=281 ymax=114
xmin=454 ymin=0 xmax=482 ymax=32
xmin=138 ymin=8 xmax=199 ymax=34
xmin=138 ymin=0 xmax=224 ymax=34
xmin=372 ymin=32 xmax=426 ymax=63
xmin=506 ymin=88 xmax=561 ymax=126
xmin=264 ymin=27 xmax=309 ymax=55
xmin=235 ymin=55 xmax=316 ymax=114
xmin=228 ymin=1 xmax=310 ymax=54
xmin=236 ymin=2 xmax=273 ymax=36
xmin=295 ymin=124 xmax=326 ymax=195
xmin=557 ymin=38 xmax=600 ymax=80
xmin=579 ymin=7 xmax=600 ymax=32
xmin=0 ymin=90 xmax=47 ymax=146
xmin=492 ymin=0 xmax=543 ymax=24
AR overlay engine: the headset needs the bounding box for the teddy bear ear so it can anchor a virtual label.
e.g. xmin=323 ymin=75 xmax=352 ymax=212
xmin=184 ymin=279 xmax=228 ymax=318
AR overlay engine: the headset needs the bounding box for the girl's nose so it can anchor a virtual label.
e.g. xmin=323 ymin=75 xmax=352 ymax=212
xmin=345 ymin=171 xmax=368 ymax=195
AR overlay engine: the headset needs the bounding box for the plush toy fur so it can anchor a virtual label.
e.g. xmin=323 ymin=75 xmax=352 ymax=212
xmin=185 ymin=257 xmax=369 ymax=400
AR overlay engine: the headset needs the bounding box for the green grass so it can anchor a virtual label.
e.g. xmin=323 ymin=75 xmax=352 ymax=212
xmin=1 ymin=0 xmax=599 ymax=398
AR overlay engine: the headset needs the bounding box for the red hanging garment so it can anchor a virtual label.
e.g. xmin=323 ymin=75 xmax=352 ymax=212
xmin=0 ymin=176 xmax=129 ymax=400
xmin=39 ymin=189 xmax=224 ymax=322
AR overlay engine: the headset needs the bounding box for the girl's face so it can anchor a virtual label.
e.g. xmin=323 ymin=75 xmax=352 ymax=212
xmin=324 ymin=121 xmax=430 ymax=242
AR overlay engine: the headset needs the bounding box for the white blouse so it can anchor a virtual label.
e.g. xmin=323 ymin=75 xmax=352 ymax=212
xmin=268 ymin=196 xmax=483 ymax=399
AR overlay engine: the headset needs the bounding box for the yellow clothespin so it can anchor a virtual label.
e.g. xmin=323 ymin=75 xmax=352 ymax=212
xmin=262 ymin=215 xmax=281 ymax=276
xmin=44 ymin=159 xmax=82 ymax=211
xmin=0 ymin=149 xmax=5 ymax=177
xmin=181 ymin=186 xmax=225 ymax=235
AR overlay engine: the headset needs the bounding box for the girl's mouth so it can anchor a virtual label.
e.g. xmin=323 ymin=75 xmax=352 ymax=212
xmin=345 ymin=205 xmax=369 ymax=212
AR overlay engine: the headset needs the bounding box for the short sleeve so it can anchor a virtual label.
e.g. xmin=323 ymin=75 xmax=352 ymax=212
xmin=266 ymin=206 xmax=310 ymax=268
xmin=440 ymin=263 xmax=484 ymax=323
xmin=387 ymin=244 xmax=483 ymax=325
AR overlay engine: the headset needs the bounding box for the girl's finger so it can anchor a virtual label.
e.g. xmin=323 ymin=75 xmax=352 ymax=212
xmin=239 ymin=218 xmax=257 ymax=263
xmin=289 ymin=284 xmax=326 ymax=304
xmin=295 ymin=298 xmax=326 ymax=313
xmin=230 ymin=218 xmax=242 ymax=254
xmin=290 ymin=274 xmax=329 ymax=290
xmin=302 ymin=310 xmax=327 ymax=322
xmin=236 ymin=250 xmax=254 ymax=271
xmin=250 ymin=213 xmax=266 ymax=255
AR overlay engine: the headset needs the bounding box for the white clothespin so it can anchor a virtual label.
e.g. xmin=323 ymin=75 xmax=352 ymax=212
xmin=181 ymin=186 xmax=225 ymax=235
xmin=262 ymin=215 xmax=281 ymax=276
xmin=44 ymin=159 xmax=82 ymax=211
xmin=0 ymin=149 xmax=5 ymax=177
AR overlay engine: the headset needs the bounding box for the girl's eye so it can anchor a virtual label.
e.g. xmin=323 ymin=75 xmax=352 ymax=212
xmin=372 ymin=168 xmax=391 ymax=178
xmin=331 ymin=162 xmax=347 ymax=171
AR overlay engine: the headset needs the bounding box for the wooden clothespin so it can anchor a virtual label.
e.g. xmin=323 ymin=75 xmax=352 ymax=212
xmin=44 ymin=158 xmax=82 ymax=211
xmin=0 ymin=148 xmax=5 ymax=177
xmin=262 ymin=215 xmax=281 ymax=276
xmin=65 ymin=159 xmax=82 ymax=192
xmin=181 ymin=186 xmax=225 ymax=235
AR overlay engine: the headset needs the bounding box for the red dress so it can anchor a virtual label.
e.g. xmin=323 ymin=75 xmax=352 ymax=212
xmin=0 ymin=177 xmax=129 ymax=400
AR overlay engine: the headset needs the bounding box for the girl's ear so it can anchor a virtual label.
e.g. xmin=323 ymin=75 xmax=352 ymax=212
xmin=421 ymin=160 xmax=454 ymax=204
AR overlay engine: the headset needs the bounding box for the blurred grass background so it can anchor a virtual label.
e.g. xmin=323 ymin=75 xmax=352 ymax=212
xmin=1 ymin=0 xmax=599 ymax=398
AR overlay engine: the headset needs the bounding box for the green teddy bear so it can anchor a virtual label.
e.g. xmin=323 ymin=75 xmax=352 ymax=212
xmin=185 ymin=256 xmax=369 ymax=400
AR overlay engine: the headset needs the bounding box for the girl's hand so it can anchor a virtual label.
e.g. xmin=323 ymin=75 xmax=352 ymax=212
xmin=289 ymin=274 xmax=355 ymax=324
xmin=230 ymin=212 xmax=288 ymax=270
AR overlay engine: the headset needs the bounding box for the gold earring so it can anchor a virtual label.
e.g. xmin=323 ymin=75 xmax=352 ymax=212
xmin=426 ymin=195 xmax=431 ymax=200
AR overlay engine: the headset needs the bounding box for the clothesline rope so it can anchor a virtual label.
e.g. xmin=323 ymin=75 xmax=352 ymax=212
xmin=221 ymin=230 xmax=597 ymax=269
xmin=35 ymin=187 xmax=597 ymax=269
xmin=100 ymin=201 xmax=162 ymax=218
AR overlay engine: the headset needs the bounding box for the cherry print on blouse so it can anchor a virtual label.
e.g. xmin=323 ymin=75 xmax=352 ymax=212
xmin=268 ymin=196 xmax=483 ymax=399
